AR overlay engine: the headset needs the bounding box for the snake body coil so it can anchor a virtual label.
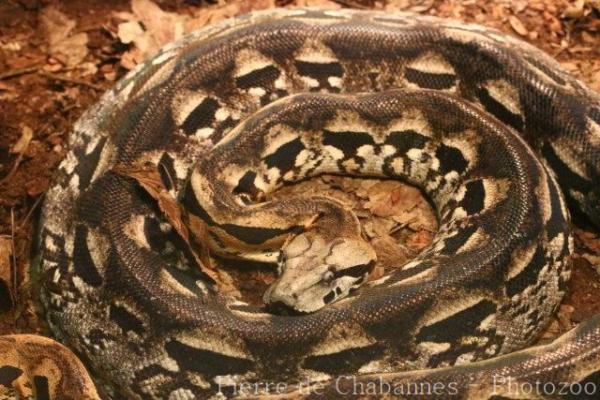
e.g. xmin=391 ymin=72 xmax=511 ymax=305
xmin=2 ymin=8 xmax=600 ymax=400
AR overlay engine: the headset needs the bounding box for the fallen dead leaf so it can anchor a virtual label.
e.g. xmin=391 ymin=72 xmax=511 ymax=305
xmin=10 ymin=125 xmax=32 ymax=155
xmin=40 ymin=6 xmax=89 ymax=68
xmin=508 ymin=15 xmax=529 ymax=36
xmin=364 ymin=181 xmax=437 ymax=232
xmin=113 ymin=163 xmax=220 ymax=283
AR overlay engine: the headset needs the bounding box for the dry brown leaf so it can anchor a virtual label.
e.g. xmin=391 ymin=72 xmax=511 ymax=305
xmin=406 ymin=230 xmax=434 ymax=252
xmin=508 ymin=15 xmax=529 ymax=36
xmin=363 ymin=181 xmax=437 ymax=232
xmin=562 ymin=0 xmax=586 ymax=19
xmin=370 ymin=234 xmax=412 ymax=269
xmin=10 ymin=125 xmax=32 ymax=155
xmin=116 ymin=0 xmax=186 ymax=68
xmin=40 ymin=7 xmax=89 ymax=67
xmin=113 ymin=163 xmax=220 ymax=283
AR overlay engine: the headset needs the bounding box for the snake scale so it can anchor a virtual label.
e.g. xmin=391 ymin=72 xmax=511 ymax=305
xmin=2 ymin=7 xmax=600 ymax=400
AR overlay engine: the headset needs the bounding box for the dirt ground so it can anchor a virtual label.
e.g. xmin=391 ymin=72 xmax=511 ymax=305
xmin=1 ymin=0 xmax=600 ymax=347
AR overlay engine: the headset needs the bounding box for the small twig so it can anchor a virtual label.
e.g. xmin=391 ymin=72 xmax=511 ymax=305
xmin=10 ymin=208 xmax=17 ymax=304
xmin=38 ymin=71 xmax=104 ymax=91
xmin=0 ymin=66 xmax=39 ymax=81
xmin=19 ymin=193 xmax=45 ymax=230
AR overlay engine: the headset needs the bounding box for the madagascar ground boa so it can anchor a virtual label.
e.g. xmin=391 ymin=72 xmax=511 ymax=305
xmin=2 ymin=7 xmax=600 ymax=400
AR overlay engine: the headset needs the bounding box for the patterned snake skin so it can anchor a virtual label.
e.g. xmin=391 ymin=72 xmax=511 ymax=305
xmin=2 ymin=8 xmax=600 ymax=400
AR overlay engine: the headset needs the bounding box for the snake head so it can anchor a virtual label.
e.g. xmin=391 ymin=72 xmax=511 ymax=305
xmin=264 ymin=231 xmax=376 ymax=314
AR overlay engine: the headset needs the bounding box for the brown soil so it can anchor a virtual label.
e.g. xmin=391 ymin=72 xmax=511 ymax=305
xmin=1 ymin=0 xmax=599 ymax=347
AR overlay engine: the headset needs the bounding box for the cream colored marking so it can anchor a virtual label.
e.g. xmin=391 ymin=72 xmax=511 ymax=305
xmin=356 ymin=145 xmax=382 ymax=172
xmin=68 ymin=173 xmax=80 ymax=192
xmin=172 ymin=90 xmax=209 ymax=126
xmin=324 ymin=110 xmax=372 ymax=135
xmin=420 ymin=294 xmax=486 ymax=327
xmin=401 ymin=259 xmax=423 ymax=270
xmin=547 ymin=233 xmax=565 ymax=256
xmin=123 ymin=215 xmax=150 ymax=250
xmin=482 ymin=178 xmax=510 ymax=210
xmin=195 ymin=127 xmax=214 ymax=140
xmin=457 ymin=228 xmax=488 ymax=254
xmin=300 ymin=76 xmax=320 ymax=88
xmin=482 ymin=79 xmax=522 ymax=116
xmin=386 ymin=109 xmax=434 ymax=137
xmin=90 ymin=140 xmax=115 ymax=184
xmin=328 ymin=76 xmax=342 ymax=88
xmin=234 ymin=49 xmax=274 ymax=78
xmin=407 ymin=51 xmax=456 ymax=75
xmin=248 ymin=87 xmax=267 ymax=98
xmin=390 ymin=266 xmax=438 ymax=287
xmin=450 ymin=206 xmax=468 ymax=222
xmin=136 ymin=58 xmax=178 ymax=98
xmin=455 ymin=351 xmax=476 ymax=364
xmin=169 ymin=389 xmax=195 ymax=400
xmin=549 ymin=140 xmax=589 ymax=180
xmin=311 ymin=322 xmax=375 ymax=357
xmin=87 ymin=228 xmax=108 ymax=278
xmin=324 ymin=145 xmax=344 ymax=160
xmin=442 ymin=130 xmax=480 ymax=171
xmin=588 ymin=116 xmax=600 ymax=146
xmin=478 ymin=314 xmax=496 ymax=331
xmin=507 ymin=242 xmax=538 ymax=280
xmin=161 ymin=269 xmax=197 ymax=298
xmin=295 ymin=149 xmax=312 ymax=167
xmin=173 ymin=332 xmax=250 ymax=360
xmin=215 ymin=108 xmax=230 ymax=122
xmin=389 ymin=157 xmax=405 ymax=174
xmin=417 ymin=341 xmax=451 ymax=354
xmin=261 ymin=127 xmax=300 ymax=160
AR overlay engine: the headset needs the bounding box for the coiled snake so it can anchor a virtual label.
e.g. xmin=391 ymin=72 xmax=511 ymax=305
xmin=2 ymin=8 xmax=600 ymax=400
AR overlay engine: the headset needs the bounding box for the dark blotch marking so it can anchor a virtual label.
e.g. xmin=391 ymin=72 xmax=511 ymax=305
xmin=302 ymin=343 xmax=385 ymax=375
xmin=184 ymin=183 xmax=215 ymax=225
xmin=233 ymin=170 xmax=259 ymax=197
xmin=440 ymin=225 xmax=478 ymax=255
xmin=109 ymin=303 xmax=144 ymax=334
xmin=236 ymin=65 xmax=281 ymax=91
xmin=405 ymin=67 xmax=456 ymax=90
xmin=416 ymin=300 xmax=496 ymax=343
xmin=541 ymin=142 xmax=591 ymax=196
xmin=73 ymin=224 xmax=103 ymax=287
xmin=545 ymin=177 xmax=568 ymax=240
xmin=0 ymin=365 xmax=22 ymax=387
xmin=436 ymin=144 xmax=468 ymax=175
xmin=182 ymin=97 xmax=220 ymax=135
xmin=476 ymin=87 xmax=524 ymax=131
xmin=295 ymin=60 xmax=343 ymax=90
xmin=385 ymin=130 xmax=428 ymax=154
xmin=263 ymin=137 xmax=305 ymax=175
xmin=459 ymin=180 xmax=486 ymax=215
xmin=165 ymin=339 xmax=253 ymax=376
xmin=73 ymin=136 xmax=107 ymax=190
xmin=33 ymin=375 xmax=50 ymax=400
xmin=332 ymin=262 xmax=374 ymax=280
xmin=220 ymin=223 xmax=299 ymax=245
xmin=590 ymin=106 xmax=600 ymax=126
xmin=506 ymin=246 xmax=545 ymax=297
xmin=158 ymin=153 xmax=177 ymax=191
xmin=323 ymin=290 xmax=336 ymax=304
xmin=323 ymin=130 xmax=375 ymax=159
